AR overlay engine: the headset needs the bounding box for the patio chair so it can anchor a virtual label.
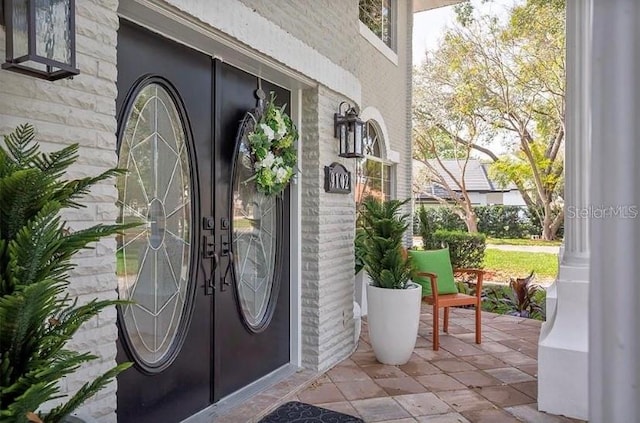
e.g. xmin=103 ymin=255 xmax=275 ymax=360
xmin=409 ymin=248 xmax=484 ymax=351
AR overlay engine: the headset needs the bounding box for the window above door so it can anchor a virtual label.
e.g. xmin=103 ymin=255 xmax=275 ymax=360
xmin=358 ymin=0 xmax=398 ymax=64
xmin=359 ymin=0 xmax=395 ymax=49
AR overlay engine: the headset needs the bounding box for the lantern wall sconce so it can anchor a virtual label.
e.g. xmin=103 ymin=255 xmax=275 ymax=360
xmin=1 ymin=0 xmax=79 ymax=81
xmin=334 ymin=101 xmax=365 ymax=159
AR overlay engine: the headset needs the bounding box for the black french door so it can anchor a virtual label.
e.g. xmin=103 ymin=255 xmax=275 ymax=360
xmin=213 ymin=61 xmax=291 ymax=400
xmin=115 ymin=22 xmax=290 ymax=423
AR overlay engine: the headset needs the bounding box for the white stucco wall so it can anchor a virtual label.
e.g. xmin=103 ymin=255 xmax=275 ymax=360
xmin=503 ymin=190 xmax=527 ymax=206
xmin=466 ymin=192 xmax=485 ymax=205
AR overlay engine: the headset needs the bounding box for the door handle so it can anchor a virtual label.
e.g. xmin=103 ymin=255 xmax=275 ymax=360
xmin=202 ymin=235 xmax=218 ymax=295
xmin=221 ymin=251 xmax=233 ymax=291
xmin=220 ymin=220 xmax=232 ymax=292
xmin=204 ymin=251 xmax=220 ymax=295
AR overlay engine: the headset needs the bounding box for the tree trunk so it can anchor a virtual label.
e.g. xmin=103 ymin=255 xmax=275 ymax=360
xmin=542 ymin=221 xmax=554 ymax=240
xmin=465 ymin=208 xmax=478 ymax=233
xmin=541 ymin=203 xmax=557 ymax=240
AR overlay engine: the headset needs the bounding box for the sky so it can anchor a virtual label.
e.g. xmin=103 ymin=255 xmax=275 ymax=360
xmin=412 ymin=0 xmax=521 ymax=65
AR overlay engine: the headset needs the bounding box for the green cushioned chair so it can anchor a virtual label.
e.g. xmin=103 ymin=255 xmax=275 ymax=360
xmin=409 ymin=248 xmax=484 ymax=350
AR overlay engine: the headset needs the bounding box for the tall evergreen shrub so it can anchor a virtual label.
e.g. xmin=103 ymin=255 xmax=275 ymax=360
xmin=359 ymin=197 xmax=412 ymax=289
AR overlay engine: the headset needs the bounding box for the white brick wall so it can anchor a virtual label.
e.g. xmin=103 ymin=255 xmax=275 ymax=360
xmin=237 ymin=0 xmax=360 ymax=76
xmin=0 ymin=1 xmax=120 ymax=421
xmin=300 ymin=87 xmax=358 ymax=371
xmin=358 ymin=1 xmax=414 ymax=241
xmin=0 ymin=0 xmax=414 ymax=416
xmin=166 ymin=0 xmax=361 ymax=104
xmin=236 ymin=0 xmax=414 ymax=368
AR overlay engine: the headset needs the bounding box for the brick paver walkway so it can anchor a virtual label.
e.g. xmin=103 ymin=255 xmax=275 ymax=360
xmin=215 ymin=305 xmax=587 ymax=422
xmin=291 ymin=306 xmax=585 ymax=423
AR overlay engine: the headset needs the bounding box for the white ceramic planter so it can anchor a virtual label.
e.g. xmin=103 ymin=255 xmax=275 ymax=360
xmin=366 ymin=282 xmax=422 ymax=365
xmin=354 ymin=270 xmax=370 ymax=316
xmin=353 ymin=300 xmax=362 ymax=344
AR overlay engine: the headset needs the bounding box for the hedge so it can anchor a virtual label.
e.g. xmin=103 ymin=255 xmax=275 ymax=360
xmin=413 ymin=204 xmax=563 ymax=239
xmin=432 ymin=230 xmax=486 ymax=269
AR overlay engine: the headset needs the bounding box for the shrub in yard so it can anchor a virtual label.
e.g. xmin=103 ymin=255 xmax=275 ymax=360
xmin=412 ymin=206 xmax=466 ymax=234
xmin=526 ymin=205 xmax=564 ymax=240
xmin=480 ymin=285 xmax=513 ymax=315
xmin=416 ymin=205 xmax=439 ymax=250
xmin=432 ymin=230 xmax=486 ymax=269
xmin=415 ymin=205 xmax=549 ymax=240
xmin=475 ymin=205 xmax=534 ymax=238
xmin=481 ymin=271 xmax=546 ymax=320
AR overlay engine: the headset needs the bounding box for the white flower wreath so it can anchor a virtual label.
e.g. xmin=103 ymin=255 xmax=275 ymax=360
xmin=245 ymin=93 xmax=298 ymax=196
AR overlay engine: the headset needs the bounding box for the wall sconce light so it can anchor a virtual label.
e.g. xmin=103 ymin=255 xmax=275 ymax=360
xmin=334 ymin=102 xmax=365 ymax=159
xmin=1 ymin=0 xmax=79 ymax=81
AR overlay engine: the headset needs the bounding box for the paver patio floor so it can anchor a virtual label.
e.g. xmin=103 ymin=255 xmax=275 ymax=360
xmin=217 ymin=305 xmax=587 ymax=423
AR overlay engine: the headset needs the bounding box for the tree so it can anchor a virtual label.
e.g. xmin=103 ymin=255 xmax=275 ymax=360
xmin=411 ymin=140 xmax=480 ymax=233
xmin=413 ymin=0 xmax=566 ymax=240
xmin=413 ymin=28 xmax=498 ymax=233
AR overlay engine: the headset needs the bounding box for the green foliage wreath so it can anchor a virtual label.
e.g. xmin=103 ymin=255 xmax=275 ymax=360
xmin=246 ymin=93 xmax=298 ymax=196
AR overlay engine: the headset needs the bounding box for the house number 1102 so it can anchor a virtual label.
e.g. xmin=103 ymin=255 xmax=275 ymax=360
xmin=324 ymin=163 xmax=352 ymax=194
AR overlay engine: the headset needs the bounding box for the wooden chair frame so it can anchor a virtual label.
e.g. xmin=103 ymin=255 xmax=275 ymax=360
xmin=417 ymin=268 xmax=484 ymax=351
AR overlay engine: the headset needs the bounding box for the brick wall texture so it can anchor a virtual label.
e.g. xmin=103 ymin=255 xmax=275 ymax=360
xmin=358 ymin=1 xmax=414 ymax=242
xmin=0 ymin=0 xmax=121 ymax=421
xmin=300 ymin=86 xmax=359 ymax=371
xmin=245 ymin=0 xmax=414 ymax=368
xmin=0 ymin=0 xmax=413 ymax=419
xmin=237 ymin=0 xmax=360 ymax=76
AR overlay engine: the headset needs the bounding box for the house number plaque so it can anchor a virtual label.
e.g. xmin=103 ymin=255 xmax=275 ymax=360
xmin=324 ymin=162 xmax=351 ymax=194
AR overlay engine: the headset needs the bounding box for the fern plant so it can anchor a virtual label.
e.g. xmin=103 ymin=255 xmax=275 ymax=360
xmin=0 ymin=124 xmax=134 ymax=423
xmin=359 ymin=197 xmax=412 ymax=289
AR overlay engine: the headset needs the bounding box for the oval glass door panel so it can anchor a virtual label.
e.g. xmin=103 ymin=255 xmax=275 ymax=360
xmin=116 ymin=81 xmax=193 ymax=369
xmin=232 ymin=130 xmax=279 ymax=330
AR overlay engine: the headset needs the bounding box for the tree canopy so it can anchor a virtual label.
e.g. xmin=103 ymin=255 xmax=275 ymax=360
xmin=413 ymin=0 xmax=565 ymax=240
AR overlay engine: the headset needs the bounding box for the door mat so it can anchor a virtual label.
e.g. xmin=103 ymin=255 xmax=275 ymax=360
xmin=258 ymin=401 xmax=364 ymax=423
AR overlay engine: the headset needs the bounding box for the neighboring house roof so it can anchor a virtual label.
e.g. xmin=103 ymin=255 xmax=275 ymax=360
xmin=421 ymin=183 xmax=461 ymax=200
xmin=413 ymin=159 xmax=519 ymax=200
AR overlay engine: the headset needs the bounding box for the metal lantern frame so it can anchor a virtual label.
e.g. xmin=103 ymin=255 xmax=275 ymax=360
xmin=1 ymin=0 xmax=79 ymax=80
xmin=334 ymin=101 xmax=365 ymax=159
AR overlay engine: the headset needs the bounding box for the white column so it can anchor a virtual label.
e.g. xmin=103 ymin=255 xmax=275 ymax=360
xmin=589 ymin=1 xmax=640 ymax=421
xmin=537 ymin=1 xmax=591 ymax=420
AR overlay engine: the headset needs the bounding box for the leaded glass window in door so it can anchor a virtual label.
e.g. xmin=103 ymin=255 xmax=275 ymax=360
xmin=232 ymin=122 xmax=280 ymax=331
xmin=116 ymin=80 xmax=193 ymax=369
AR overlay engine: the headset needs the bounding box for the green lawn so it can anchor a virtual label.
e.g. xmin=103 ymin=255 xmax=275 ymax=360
xmin=116 ymin=250 xmax=139 ymax=275
xmin=483 ymin=249 xmax=558 ymax=282
xmin=486 ymin=237 xmax=562 ymax=247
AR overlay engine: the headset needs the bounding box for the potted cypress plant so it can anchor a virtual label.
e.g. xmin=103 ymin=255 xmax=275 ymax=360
xmin=0 ymin=124 xmax=135 ymax=423
xmin=360 ymin=197 xmax=421 ymax=365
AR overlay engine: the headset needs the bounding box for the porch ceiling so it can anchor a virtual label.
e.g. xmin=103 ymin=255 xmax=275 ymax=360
xmin=413 ymin=0 xmax=465 ymax=13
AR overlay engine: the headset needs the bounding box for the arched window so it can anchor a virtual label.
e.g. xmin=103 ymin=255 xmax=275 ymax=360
xmin=356 ymin=121 xmax=393 ymax=204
